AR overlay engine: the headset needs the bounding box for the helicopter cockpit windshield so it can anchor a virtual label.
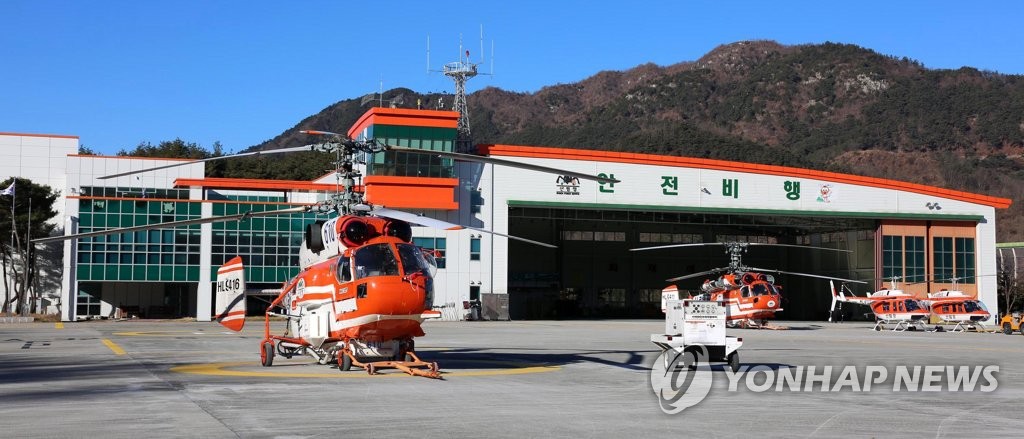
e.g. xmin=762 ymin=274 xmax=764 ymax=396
xmin=964 ymin=300 xmax=988 ymax=313
xmin=354 ymin=243 xmax=400 ymax=279
xmin=903 ymin=299 xmax=925 ymax=312
xmin=396 ymin=243 xmax=435 ymax=277
xmin=741 ymin=282 xmax=779 ymax=297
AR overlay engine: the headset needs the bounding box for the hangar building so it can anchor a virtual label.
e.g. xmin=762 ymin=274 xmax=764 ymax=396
xmin=2 ymin=108 xmax=1012 ymax=322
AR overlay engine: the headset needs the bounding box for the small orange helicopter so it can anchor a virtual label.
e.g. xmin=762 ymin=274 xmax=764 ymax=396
xmin=632 ymin=242 xmax=863 ymax=328
xmin=926 ymin=289 xmax=991 ymax=332
xmin=918 ymin=276 xmax=991 ymax=332
xmin=35 ymin=130 xmax=617 ymax=378
xmin=829 ymin=279 xmax=930 ymax=331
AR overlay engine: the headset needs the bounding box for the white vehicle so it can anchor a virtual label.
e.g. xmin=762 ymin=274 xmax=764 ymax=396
xmin=651 ymin=299 xmax=743 ymax=372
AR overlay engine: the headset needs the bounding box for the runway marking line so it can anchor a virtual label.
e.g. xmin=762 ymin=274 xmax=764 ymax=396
xmin=171 ymin=359 xmax=560 ymax=379
xmin=55 ymin=322 xmax=63 ymax=329
xmin=101 ymin=338 xmax=126 ymax=356
xmin=113 ymin=331 xmax=240 ymax=337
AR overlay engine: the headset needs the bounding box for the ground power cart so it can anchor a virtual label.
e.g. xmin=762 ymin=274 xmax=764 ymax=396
xmin=651 ymin=299 xmax=743 ymax=372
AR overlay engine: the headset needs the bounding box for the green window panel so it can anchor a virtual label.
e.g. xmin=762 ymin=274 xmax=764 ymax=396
xmin=955 ymin=237 xmax=976 ymax=283
xmin=904 ymin=236 xmax=925 ymax=283
xmin=105 ymin=265 xmax=117 ymax=280
xmin=933 ymin=237 xmax=954 ymax=282
xmin=147 ymin=266 xmax=159 ymax=279
xmin=882 ymin=235 xmax=902 ymax=281
xmin=160 ymin=266 xmax=173 ymax=281
xmin=133 ymin=265 xmax=146 ymax=280
xmin=187 ymin=266 xmax=199 ymax=281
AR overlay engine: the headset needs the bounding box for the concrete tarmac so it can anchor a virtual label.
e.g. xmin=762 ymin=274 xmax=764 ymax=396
xmin=2 ymin=319 xmax=1023 ymax=438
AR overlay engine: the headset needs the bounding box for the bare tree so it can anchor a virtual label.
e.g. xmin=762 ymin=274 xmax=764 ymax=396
xmin=998 ymin=255 xmax=1024 ymax=317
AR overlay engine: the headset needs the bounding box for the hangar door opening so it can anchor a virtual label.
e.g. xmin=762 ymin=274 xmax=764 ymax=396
xmin=507 ymin=206 xmax=876 ymax=320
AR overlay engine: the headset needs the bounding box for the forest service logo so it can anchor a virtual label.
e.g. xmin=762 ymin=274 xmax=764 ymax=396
xmin=555 ymin=175 xmax=581 ymax=195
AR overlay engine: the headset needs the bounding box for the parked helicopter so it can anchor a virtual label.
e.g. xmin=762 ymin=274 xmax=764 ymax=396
xmin=631 ymin=242 xmax=863 ymax=328
xmin=828 ymin=279 xmax=930 ymax=331
xmin=916 ymin=276 xmax=991 ymax=332
xmin=927 ymin=289 xmax=991 ymax=332
xmin=34 ymin=130 xmax=618 ymax=378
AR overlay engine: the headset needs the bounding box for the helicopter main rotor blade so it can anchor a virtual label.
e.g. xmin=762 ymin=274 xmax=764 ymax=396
xmin=665 ymin=267 xmax=730 ymax=283
xmin=98 ymin=145 xmax=317 ymax=180
xmin=632 ymin=242 xmax=852 ymax=252
xmin=744 ymin=242 xmax=853 ymax=253
xmin=32 ymin=206 xmax=309 ymax=244
xmin=386 ymin=145 xmax=619 ymax=185
xmin=373 ymin=207 xmax=557 ymax=249
xmin=744 ymin=266 xmax=867 ymax=284
xmin=631 ymin=243 xmax=723 ymax=252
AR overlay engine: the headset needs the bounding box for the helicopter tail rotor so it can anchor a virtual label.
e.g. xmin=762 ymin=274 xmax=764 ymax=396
xmin=829 ymin=280 xmax=838 ymax=322
xmin=214 ymin=256 xmax=247 ymax=331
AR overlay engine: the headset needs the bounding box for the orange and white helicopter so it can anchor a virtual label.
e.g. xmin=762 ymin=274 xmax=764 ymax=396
xmin=35 ymin=130 xmax=617 ymax=378
xmin=916 ymin=276 xmax=992 ymax=332
xmin=926 ymin=289 xmax=991 ymax=332
xmin=828 ymin=278 xmax=930 ymax=331
xmin=632 ymin=242 xmax=863 ymax=328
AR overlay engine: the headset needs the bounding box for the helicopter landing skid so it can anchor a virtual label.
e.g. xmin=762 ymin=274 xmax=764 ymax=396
xmin=339 ymin=350 xmax=441 ymax=379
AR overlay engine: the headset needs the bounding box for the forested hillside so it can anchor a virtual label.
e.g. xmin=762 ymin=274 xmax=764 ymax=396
xmin=238 ymin=40 xmax=1024 ymax=241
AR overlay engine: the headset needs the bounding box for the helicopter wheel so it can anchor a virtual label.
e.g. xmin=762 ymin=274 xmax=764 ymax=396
xmin=1019 ymin=326 xmax=1024 ymax=336
xmin=1003 ymin=323 xmax=1012 ymax=335
xmin=260 ymin=341 xmax=274 ymax=367
xmin=367 ymin=364 xmax=377 ymax=375
xmin=337 ymin=349 xmax=352 ymax=371
xmin=727 ymin=352 xmax=739 ymax=373
xmin=405 ymin=353 xmax=414 ymax=362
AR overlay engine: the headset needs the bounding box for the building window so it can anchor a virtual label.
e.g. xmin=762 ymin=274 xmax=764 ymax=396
xmin=470 ymin=237 xmax=481 ymax=261
xmin=638 ymin=289 xmax=663 ymax=303
xmin=955 ymin=237 xmax=976 ymax=283
xmin=904 ymin=236 xmax=925 ymax=283
xmin=412 ymin=237 xmax=446 ymax=269
xmin=599 ymin=288 xmax=627 ymax=308
xmin=76 ymin=290 xmax=101 ymax=316
xmin=933 ymin=237 xmax=954 ymax=282
xmin=882 ymin=234 xmax=926 ymax=283
xmin=882 ymin=235 xmax=903 ymax=281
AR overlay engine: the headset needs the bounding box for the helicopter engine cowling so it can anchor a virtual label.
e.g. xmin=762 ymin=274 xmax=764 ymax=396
xmin=701 ymin=279 xmax=732 ymax=293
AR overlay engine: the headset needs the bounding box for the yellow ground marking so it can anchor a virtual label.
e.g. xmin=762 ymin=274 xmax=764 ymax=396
xmin=55 ymin=322 xmax=63 ymax=329
xmin=101 ymin=338 xmax=126 ymax=356
xmin=113 ymin=331 xmax=241 ymax=337
xmin=171 ymin=359 xmax=560 ymax=378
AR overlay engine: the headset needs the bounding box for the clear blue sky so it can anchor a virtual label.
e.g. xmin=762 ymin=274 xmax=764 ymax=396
xmin=2 ymin=0 xmax=1021 ymax=155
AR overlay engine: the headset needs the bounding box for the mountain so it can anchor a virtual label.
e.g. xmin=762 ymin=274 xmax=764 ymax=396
xmin=247 ymin=40 xmax=1024 ymax=241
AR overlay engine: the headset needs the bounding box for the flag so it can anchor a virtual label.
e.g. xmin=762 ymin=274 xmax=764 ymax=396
xmin=0 ymin=181 xmax=13 ymax=197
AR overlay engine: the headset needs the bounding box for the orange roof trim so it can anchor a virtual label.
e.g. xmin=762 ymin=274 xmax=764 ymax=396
xmin=478 ymin=144 xmax=1013 ymax=209
xmin=348 ymin=107 xmax=460 ymax=138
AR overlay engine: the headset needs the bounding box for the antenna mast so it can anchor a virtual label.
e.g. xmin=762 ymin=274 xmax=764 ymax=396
xmin=431 ymin=26 xmax=492 ymax=153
